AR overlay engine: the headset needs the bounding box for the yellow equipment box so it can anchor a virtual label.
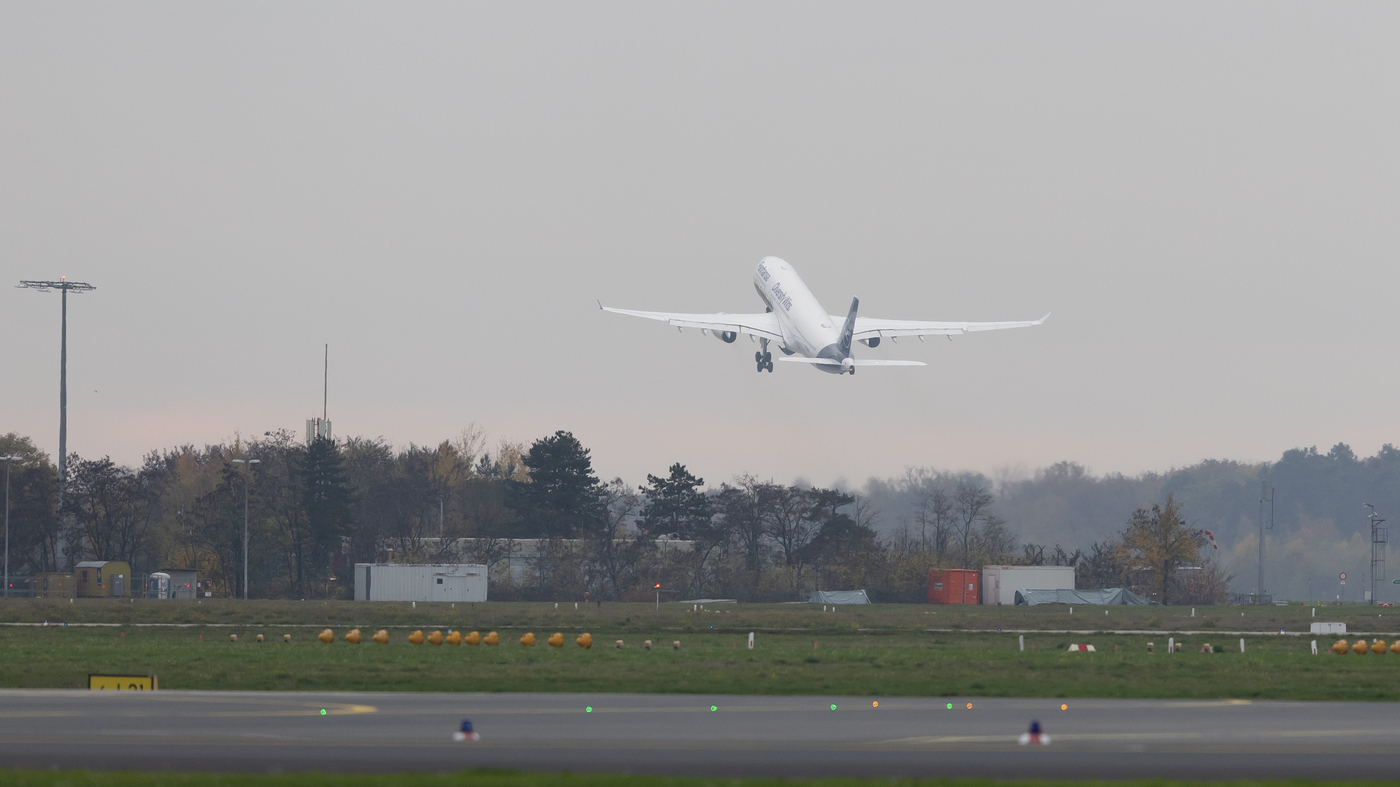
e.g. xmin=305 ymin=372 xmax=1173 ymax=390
xmin=89 ymin=674 xmax=157 ymax=691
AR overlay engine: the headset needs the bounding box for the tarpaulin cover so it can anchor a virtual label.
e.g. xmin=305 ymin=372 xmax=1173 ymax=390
xmin=807 ymin=590 xmax=871 ymax=605
xmin=1014 ymin=588 xmax=1155 ymax=606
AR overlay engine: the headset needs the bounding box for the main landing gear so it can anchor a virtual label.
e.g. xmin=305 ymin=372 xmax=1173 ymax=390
xmin=755 ymin=339 xmax=773 ymax=373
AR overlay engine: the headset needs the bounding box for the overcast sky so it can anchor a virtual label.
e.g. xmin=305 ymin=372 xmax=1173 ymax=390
xmin=4 ymin=2 xmax=1398 ymax=489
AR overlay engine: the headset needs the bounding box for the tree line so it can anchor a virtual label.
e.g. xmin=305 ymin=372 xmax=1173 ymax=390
xmin=0 ymin=428 xmax=1229 ymax=603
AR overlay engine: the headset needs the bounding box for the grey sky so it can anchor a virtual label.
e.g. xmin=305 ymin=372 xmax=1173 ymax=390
xmin=5 ymin=2 xmax=1398 ymax=489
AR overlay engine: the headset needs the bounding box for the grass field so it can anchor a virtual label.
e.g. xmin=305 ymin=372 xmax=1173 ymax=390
xmin=3 ymin=598 xmax=1399 ymax=634
xmin=4 ymin=615 xmax=1400 ymax=700
xmin=0 ymin=772 xmax=1392 ymax=787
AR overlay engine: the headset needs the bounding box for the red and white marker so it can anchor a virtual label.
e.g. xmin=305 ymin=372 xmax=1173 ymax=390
xmin=1204 ymin=530 xmax=1218 ymax=550
xmin=1066 ymin=644 xmax=1096 ymax=652
xmin=1018 ymin=720 xmax=1051 ymax=745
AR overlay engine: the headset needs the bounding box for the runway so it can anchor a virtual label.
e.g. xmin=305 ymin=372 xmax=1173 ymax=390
xmin=1 ymin=690 xmax=1398 ymax=779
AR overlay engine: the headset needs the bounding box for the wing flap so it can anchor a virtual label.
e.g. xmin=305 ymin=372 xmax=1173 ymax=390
xmin=602 ymin=306 xmax=783 ymax=341
xmin=848 ymin=313 xmax=1049 ymax=341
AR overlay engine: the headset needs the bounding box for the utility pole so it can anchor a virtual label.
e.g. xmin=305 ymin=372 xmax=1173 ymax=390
xmin=232 ymin=458 xmax=260 ymax=599
xmin=17 ymin=278 xmax=96 ymax=510
xmin=1257 ymin=481 xmax=1273 ymax=604
xmin=1 ymin=456 xmax=21 ymax=598
xmin=1366 ymin=504 xmax=1386 ymax=606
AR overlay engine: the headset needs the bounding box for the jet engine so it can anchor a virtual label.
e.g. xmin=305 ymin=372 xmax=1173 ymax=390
xmin=840 ymin=357 xmax=855 ymax=374
xmin=710 ymin=330 xmax=737 ymax=343
xmin=861 ymin=337 xmax=880 ymax=348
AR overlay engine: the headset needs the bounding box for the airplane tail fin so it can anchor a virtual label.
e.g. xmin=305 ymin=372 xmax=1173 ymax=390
xmin=838 ymin=297 xmax=859 ymax=357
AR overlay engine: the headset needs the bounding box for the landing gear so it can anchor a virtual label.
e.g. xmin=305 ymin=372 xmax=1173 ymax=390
xmin=755 ymin=339 xmax=774 ymax=373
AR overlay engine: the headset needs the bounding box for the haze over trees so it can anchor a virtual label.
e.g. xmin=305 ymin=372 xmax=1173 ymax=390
xmin=0 ymin=429 xmax=1390 ymax=603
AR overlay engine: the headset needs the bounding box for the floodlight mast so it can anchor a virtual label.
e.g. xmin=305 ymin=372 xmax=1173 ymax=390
xmin=16 ymin=278 xmax=96 ymax=510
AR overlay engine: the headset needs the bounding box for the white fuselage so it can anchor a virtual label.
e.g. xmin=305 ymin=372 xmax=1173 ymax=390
xmin=752 ymin=257 xmax=844 ymax=370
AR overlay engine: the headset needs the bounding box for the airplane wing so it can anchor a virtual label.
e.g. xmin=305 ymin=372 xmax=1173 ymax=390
xmin=847 ymin=313 xmax=1050 ymax=342
xmin=777 ymin=357 xmax=927 ymax=367
xmin=601 ymin=305 xmax=783 ymax=342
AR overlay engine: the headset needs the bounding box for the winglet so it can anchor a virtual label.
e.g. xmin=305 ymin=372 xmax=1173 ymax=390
xmin=597 ymin=299 xmax=603 ymax=311
xmin=1037 ymin=313 xmax=1051 ymax=324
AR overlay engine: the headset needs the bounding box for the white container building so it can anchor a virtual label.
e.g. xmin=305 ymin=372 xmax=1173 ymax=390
xmin=981 ymin=565 xmax=1076 ymax=605
xmin=353 ymin=563 xmax=488 ymax=602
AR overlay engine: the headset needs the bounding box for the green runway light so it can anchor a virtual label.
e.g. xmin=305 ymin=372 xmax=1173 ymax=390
xmin=710 ymin=706 xmax=717 ymax=712
xmin=320 ymin=709 xmax=327 ymax=716
xmin=585 ymin=706 xmax=593 ymax=713
xmin=946 ymin=703 xmax=953 ymax=709
xmin=830 ymin=704 xmax=837 ymax=710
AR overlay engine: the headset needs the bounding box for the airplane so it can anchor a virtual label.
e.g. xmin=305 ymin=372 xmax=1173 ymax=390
xmin=601 ymin=256 xmax=1048 ymax=375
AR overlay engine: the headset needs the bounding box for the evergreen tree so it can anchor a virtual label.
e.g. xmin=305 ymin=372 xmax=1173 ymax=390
xmin=639 ymin=463 xmax=711 ymax=539
xmin=509 ymin=431 xmax=603 ymax=538
xmin=302 ymin=437 xmax=354 ymax=589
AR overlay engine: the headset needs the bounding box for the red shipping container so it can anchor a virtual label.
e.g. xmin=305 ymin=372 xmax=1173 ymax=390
xmin=928 ymin=568 xmax=980 ymax=605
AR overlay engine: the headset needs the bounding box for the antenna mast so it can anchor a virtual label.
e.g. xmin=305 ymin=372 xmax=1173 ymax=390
xmin=323 ymin=343 xmax=328 ymax=422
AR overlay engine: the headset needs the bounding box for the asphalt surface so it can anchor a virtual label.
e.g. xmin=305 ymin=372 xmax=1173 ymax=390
xmin=2 ymin=690 xmax=1398 ymax=779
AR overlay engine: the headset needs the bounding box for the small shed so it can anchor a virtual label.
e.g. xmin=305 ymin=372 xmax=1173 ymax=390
xmin=354 ymin=563 xmax=487 ymax=602
xmin=928 ymin=568 xmax=980 ymax=605
xmin=157 ymin=568 xmax=200 ymax=599
xmin=76 ymin=561 xmax=133 ymax=598
xmin=33 ymin=572 xmax=76 ymax=599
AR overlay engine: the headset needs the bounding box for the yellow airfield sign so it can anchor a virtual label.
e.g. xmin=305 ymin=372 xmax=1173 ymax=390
xmin=89 ymin=674 xmax=157 ymax=691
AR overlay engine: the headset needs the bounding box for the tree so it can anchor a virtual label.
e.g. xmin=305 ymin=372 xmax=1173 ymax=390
xmin=715 ymin=478 xmax=766 ymax=578
xmin=763 ymin=485 xmax=816 ymax=568
xmin=590 ymin=477 xmax=648 ymax=598
xmin=0 ymin=434 xmax=59 ymax=573
xmin=302 ymin=437 xmax=354 ymax=592
xmin=1076 ymin=539 xmax=1125 ymax=590
xmin=639 ymin=464 xmax=711 ymax=539
xmin=915 ymin=486 xmax=954 ymax=559
xmin=953 ymin=482 xmax=995 ymax=568
xmin=63 ymin=455 xmax=158 ymax=566
xmin=1118 ymin=494 xmax=1204 ymax=603
xmin=508 ymin=431 xmax=603 ymax=538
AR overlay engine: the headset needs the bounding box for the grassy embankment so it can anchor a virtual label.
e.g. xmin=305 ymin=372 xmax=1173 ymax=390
xmin=2 ymin=600 xmax=1399 ymax=699
xmin=0 ymin=773 xmax=1389 ymax=787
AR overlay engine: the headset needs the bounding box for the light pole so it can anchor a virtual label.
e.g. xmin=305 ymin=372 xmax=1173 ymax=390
xmin=232 ymin=459 xmax=260 ymax=599
xmin=1 ymin=456 xmax=21 ymax=598
xmin=17 ymin=278 xmax=96 ymax=509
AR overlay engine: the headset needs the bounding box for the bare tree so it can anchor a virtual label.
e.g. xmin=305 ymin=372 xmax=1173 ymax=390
xmin=764 ymin=485 xmax=815 ymax=567
xmin=716 ymin=477 xmax=767 ymax=579
xmin=953 ymin=482 xmax=995 ymax=568
xmin=915 ymin=485 xmax=955 ymax=559
xmin=591 ymin=477 xmax=646 ymax=597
